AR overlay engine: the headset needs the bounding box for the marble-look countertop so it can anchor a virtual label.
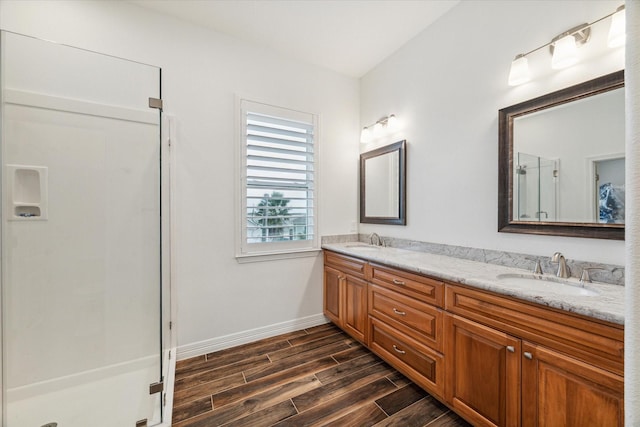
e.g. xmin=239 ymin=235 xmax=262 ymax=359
xmin=322 ymin=243 xmax=624 ymax=325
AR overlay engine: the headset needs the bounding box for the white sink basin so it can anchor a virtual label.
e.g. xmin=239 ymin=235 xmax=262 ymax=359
xmin=496 ymin=273 xmax=600 ymax=297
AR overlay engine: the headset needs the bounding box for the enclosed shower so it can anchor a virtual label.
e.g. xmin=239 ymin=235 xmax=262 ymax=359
xmin=513 ymin=152 xmax=558 ymax=222
xmin=0 ymin=32 xmax=172 ymax=426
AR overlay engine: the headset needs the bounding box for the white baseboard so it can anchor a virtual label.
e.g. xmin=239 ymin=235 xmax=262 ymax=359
xmin=176 ymin=313 xmax=330 ymax=360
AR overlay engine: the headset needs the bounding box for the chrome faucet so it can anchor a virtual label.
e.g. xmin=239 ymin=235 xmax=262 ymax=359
xmin=369 ymin=232 xmax=382 ymax=246
xmin=551 ymin=252 xmax=570 ymax=278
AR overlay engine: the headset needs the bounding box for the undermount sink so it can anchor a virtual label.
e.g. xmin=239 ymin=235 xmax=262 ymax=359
xmin=344 ymin=243 xmax=381 ymax=251
xmin=495 ymin=273 xmax=600 ymax=297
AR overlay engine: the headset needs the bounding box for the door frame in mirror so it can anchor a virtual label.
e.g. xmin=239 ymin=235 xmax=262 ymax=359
xmin=360 ymin=140 xmax=407 ymax=225
xmin=498 ymin=70 xmax=624 ymax=240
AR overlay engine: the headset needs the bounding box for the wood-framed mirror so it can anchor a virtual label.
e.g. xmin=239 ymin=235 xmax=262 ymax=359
xmin=360 ymin=140 xmax=406 ymax=225
xmin=498 ymin=70 xmax=624 ymax=240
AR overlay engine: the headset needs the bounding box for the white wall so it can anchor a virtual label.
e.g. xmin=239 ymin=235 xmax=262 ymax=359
xmin=625 ymin=1 xmax=640 ymax=423
xmin=360 ymin=0 xmax=626 ymax=266
xmin=0 ymin=0 xmax=360 ymax=355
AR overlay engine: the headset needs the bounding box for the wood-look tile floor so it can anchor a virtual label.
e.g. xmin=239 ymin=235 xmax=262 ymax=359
xmin=172 ymin=323 xmax=471 ymax=427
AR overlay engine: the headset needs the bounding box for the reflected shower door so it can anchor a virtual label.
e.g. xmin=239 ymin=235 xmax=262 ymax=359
xmin=1 ymin=32 xmax=162 ymax=426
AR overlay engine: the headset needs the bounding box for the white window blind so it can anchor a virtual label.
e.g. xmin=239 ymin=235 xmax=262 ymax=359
xmin=239 ymin=100 xmax=318 ymax=257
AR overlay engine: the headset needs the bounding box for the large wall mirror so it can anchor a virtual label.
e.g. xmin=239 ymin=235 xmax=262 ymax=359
xmin=499 ymin=70 xmax=624 ymax=240
xmin=360 ymin=140 xmax=406 ymax=225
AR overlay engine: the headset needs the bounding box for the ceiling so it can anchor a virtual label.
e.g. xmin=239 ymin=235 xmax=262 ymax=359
xmin=130 ymin=0 xmax=460 ymax=77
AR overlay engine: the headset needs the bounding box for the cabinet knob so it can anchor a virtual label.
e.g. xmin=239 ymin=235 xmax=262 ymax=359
xmin=392 ymin=308 xmax=407 ymax=316
xmin=524 ymin=352 xmax=533 ymax=360
xmin=392 ymin=279 xmax=406 ymax=285
xmin=506 ymin=346 xmax=515 ymax=353
xmin=392 ymin=345 xmax=406 ymax=355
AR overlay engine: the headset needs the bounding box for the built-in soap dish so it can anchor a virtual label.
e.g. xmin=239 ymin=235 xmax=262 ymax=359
xmin=7 ymin=165 xmax=48 ymax=220
xmin=15 ymin=205 xmax=41 ymax=218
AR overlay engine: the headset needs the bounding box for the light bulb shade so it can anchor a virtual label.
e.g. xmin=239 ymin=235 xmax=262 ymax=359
xmin=608 ymin=8 xmax=625 ymax=48
xmin=373 ymin=121 xmax=384 ymax=136
xmin=508 ymin=55 xmax=530 ymax=86
xmin=551 ymin=34 xmax=578 ymax=69
xmin=360 ymin=127 xmax=372 ymax=143
xmin=386 ymin=114 xmax=399 ymax=131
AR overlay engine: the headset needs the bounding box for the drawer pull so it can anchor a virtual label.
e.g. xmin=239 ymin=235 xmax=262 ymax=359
xmin=506 ymin=346 xmax=515 ymax=353
xmin=392 ymin=345 xmax=406 ymax=355
xmin=392 ymin=308 xmax=407 ymax=316
xmin=392 ymin=279 xmax=406 ymax=285
xmin=524 ymin=352 xmax=533 ymax=360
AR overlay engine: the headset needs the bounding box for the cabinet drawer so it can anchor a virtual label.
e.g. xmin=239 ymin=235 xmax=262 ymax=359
xmin=324 ymin=251 xmax=367 ymax=279
xmin=371 ymin=264 xmax=443 ymax=307
xmin=369 ymin=317 xmax=444 ymax=398
xmin=446 ymin=284 xmax=624 ymax=376
xmin=369 ymin=284 xmax=443 ymax=352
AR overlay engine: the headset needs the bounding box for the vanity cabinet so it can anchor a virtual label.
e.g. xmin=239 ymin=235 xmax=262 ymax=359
xmin=521 ymin=342 xmax=623 ymax=427
xmin=323 ymin=252 xmax=368 ymax=343
xmin=445 ymin=314 xmax=520 ymax=427
xmin=322 ymin=250 xmax=624 ymax=427
xmin=368 ymin=263 xmax=445 ymax=398
xmin=446 ymin=284 xmax=624 ymax=427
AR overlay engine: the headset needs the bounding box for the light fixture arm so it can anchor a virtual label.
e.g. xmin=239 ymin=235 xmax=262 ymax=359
xmin=514 ymin=5 xmax=624 ymax=59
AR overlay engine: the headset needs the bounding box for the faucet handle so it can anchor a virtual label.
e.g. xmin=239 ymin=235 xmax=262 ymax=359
xmin=580 ymin=267 xmax=605 ymax=284
xmin=533 ymin=260 xmax=543 ymax=275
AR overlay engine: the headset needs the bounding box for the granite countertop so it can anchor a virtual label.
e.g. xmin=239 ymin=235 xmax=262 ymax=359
xmin=322 ymin=242 xmax=624 ymax=325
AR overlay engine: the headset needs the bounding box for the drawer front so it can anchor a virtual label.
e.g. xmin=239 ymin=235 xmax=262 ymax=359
xmin=324 ymin=251 xmax=367 ymax=279
xmin=446 ymin=284 xmax=624 ymax=375
xmin=371 ymin=264 xmax=443 ymax=307
xmin=369 ymin=317 xmax=444 ymax=398
xmin=369 ymin=284 xmax=443 ymax=351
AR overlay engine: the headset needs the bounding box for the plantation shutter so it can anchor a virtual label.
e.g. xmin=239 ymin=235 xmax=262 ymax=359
xmin=243 ymin=104 xmax=316 ymax=249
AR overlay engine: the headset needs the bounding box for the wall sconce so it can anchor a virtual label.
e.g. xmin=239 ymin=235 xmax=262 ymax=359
xmin=360 ymin=114 xmax=398 ymax=143
xmin=508 ymin=4 xmax=624 ymax=86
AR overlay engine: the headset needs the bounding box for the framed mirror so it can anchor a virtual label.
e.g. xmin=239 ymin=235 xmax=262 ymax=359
xmin=499 ymin=70 xmax=624 ymax=240
xmin=360 ymin=140 xmax=406 ymax=225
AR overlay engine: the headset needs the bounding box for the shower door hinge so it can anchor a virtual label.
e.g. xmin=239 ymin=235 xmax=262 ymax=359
xmin=169 ymin=321 xmax=173 ymax=330
xmin=135 ymin=419 xmax=147 ymax=427
xmin=149 ymin=380 xmax=164 ymax=395
xmin=148 ymin=97 xmax=163 ymax=111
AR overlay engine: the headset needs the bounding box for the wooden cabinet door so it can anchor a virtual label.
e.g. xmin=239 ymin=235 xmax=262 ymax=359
xmin=445 ymin=314 xmax=520 ymax=427
xmin=521 ymin=342 xmax=624 ymax=427
xmin=343 ymin=274 xmax=368 ymax=343
xmin=323 ymin=265 xmax=343 ymax=326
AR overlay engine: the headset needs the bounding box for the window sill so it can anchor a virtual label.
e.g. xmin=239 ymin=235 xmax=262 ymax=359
xmin=235 ymin=248 xmax=322 ymax=263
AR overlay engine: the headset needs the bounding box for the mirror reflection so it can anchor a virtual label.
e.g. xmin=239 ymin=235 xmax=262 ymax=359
xmin=365 ymin=150 xmax=400 ymax=217
xmin=513 ymin=87 xmax=625 ymax=224
xmin=498 ymin=70 xmax=624 ymax=240
xmin=360 ymin=140 xmax=406 ymax=225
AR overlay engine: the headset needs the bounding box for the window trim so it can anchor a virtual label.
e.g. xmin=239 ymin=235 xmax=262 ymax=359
xmin=235 ymin=96 xmax=320 ymax=262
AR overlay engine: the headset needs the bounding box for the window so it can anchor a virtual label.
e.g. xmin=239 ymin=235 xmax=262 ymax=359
xmin=238 ymin=99 xmax=319 ymax=259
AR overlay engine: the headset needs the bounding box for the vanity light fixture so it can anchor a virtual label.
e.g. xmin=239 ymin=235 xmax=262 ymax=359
xmin=360 ymin=114 xmax=398 ymax=143
xmin=508 ymin=54 xmax=531 ymax=86
xmin=550 ymin=32 xmax=581 ymax=69
xmin=508 ymin=4 xmax=625 ymax=86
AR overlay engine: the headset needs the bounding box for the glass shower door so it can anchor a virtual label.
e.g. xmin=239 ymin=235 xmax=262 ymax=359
xmin=1 ymin=32 xmax=162 ymax=427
